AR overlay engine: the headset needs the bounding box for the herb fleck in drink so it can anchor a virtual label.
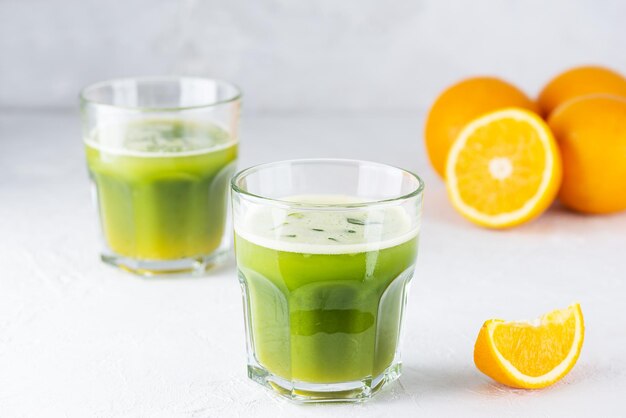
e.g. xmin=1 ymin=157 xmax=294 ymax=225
xmin=86 ymin=119 xmax=237 ymax=262
xmin=232 ymin=175 xmax=423 ymax=403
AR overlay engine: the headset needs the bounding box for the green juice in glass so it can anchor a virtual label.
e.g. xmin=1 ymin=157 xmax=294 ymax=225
xmin=86 ymin=119 xmax=237 ymax=261
xmin=235 ymin=196 xmax=418 ymax=384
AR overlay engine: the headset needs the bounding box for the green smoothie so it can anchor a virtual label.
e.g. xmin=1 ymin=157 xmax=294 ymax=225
xmin=86 ymin=119 xmax=237 ymax=260
xmin=235 ymin=196 xmax=418 ymax=384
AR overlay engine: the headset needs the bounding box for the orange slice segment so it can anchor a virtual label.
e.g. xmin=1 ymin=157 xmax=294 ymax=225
xmin=445 ymin=108 xmax=562 ymax=228
xmin=474 ymin=303 xmax=584 ymax=389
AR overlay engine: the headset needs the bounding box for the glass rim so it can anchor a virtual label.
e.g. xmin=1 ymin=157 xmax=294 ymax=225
xmin=231 ymin=158 xmax=425 ymax=209
xmin=79 ymin=75 xmax=242 ymax=111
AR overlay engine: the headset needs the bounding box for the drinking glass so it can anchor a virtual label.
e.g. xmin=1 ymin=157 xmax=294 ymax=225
xmin=231 ymin=159 xmax=424 ymax=402
xmin=80 ymin=76 xmax=241 ymax=276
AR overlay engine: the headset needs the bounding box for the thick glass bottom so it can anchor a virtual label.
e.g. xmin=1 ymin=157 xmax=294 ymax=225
xmin=247 ymin=361 xmax=402 ymax=403
xmin=101 ymin=249 xmax=229 ymax=277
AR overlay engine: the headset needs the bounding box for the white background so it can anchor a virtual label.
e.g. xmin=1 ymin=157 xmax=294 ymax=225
xmin=1 ymin=1 xmax=626 ymax=417
xmin=1 ymin=0 xmax=626 ymax=113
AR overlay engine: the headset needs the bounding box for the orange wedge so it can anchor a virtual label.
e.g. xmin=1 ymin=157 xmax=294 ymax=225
xmin=445 ymin=108 xmax=562 ymax=229
xmin=474 ymin=303 xmax=584 ymax=389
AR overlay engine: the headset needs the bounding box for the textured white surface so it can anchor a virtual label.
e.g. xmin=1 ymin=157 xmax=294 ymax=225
xmin=2 ymin=0 xmax=626 ymax=112
xmin=1 ymin=111 xmax=626 ymax=417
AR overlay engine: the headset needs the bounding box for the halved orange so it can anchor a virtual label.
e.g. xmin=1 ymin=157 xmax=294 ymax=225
xmin=445 ymin=108 xmax=562 ymax=229
xmin=474 ymin=303 xmax=584 ymax=389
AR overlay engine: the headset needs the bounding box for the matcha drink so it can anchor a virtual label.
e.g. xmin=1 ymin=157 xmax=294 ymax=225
xmin=235 ymin=195 xmax=419 ymax=385
xmin=86 ymin=119 xmax=237 ymax=262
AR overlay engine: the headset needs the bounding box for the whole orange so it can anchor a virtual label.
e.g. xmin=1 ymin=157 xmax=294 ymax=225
xmin=425 ymin=77 xmax=537 ymax=177
xmin=538 ymin=65 xmax=626 ymax=117
xmin=548 ymin=94 xmax=626 ymax=214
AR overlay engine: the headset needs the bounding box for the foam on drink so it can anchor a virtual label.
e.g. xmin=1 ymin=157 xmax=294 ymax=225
xmin=236 ymin=194 xmax=419 ymax=255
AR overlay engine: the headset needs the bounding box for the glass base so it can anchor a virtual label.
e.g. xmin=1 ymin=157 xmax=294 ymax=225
xmin=101 ymin=250 xmax=229 ymax=277
xmin=247 ymin=362 xmax=402 ymax=403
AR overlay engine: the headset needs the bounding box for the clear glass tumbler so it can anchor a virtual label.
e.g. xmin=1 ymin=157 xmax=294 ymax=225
xmin=80 ymin=76 xmax=241 ymax=276
xmin=231 ymin=159 xmax=424 ymax=402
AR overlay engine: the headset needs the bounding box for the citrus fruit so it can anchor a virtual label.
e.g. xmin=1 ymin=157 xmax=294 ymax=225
xmin=474 ymin=303 xmax=584 ymax=389
xmin=538 ymin=65 xmax=626 ymax=117
xmin=445 ymin=108 xmax=561 ymax=229
xmin=548 ymin=94 xmax=626 ymax=214
xmin=425 ymin=77 xmax=537 ymax=177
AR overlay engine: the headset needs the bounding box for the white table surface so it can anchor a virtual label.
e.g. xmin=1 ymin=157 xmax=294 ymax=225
xmin=1 ymin=111 xmax=625 ymax=417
